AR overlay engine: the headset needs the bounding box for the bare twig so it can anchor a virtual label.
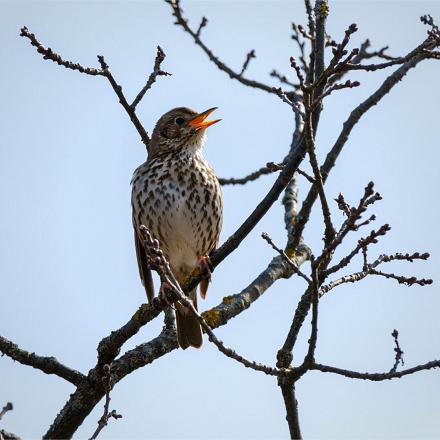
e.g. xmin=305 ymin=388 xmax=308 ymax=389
xmin=290 ymin=51 xmax=437 ymax=251
xmin=97 ymin=56 xmax=152 ymax=150
xmin=390 ymin=329 xmax=404 ymax=373
xmin=20 ymin=26 xmax=173 ymax=153
xmin=239 ymin=49 xmax=256 ymax=76
xmin=131 ymin=46 xmax=171 ymax=109
xmin=166 ymin=0 xmax=278 ymax=94
xmin=303 ymin=95 xmax=335 ymax=246
xmin=0 ymin=335 xmax=84 ymax=386
xmin=320 ymin=249 xmax=432 ymax=296
xmin=370 ymin=269 xmax=432 ymax=286
xmin=89 ymin=365 xmax=122 ymax=440
xmin=270 ymin=69 xmax=299 ymax=88
xmin=312 ymin=360 xmax=440 ymax=380
xmin=20 ymin=27 xmax=104 ymax=76
xmin=196 ymin=16 xmax=208 ymax=37
xmin=261 ymin=232 xmax=312 ymax=284
xmin=0 ymin=403 xmax=13 ymax=421
xmin=273 ymin=87 xmax=305 ymax=117
xmin=218 ymin=162 xmax=283 ymax=186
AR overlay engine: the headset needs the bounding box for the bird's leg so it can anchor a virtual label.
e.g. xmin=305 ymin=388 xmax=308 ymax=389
xmin=199 ymin=255 xmax=213 ymax=299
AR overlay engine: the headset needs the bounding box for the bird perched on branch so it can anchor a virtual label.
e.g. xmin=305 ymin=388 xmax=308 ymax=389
xmin=132 ymin=107 xmax=223 ymax=349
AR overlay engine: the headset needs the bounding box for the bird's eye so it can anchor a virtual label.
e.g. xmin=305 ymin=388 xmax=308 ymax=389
xmin=175 ymin=117 xmax=185 ymax=126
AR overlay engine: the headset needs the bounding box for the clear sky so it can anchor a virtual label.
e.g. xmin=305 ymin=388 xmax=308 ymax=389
xmin=1 ymin=1 xmax=440 ymax=438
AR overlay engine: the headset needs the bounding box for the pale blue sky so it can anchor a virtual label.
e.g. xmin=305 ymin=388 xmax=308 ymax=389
xmin=1 ymin=1 xmax=440 ymax=438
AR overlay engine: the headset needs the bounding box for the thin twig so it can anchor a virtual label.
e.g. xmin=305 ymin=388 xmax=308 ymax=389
xmin=131 ymin=46 xmax=171 ymax=109
xmin=303 ymin=95 xmax=336 ymax=246
xmin=166 ymin=0 xmax=278 ymax=95
xmin=97 ymin=56 xmax=152 ymax=150
xmin=0 ymin=403 xmax=13 ymax=421
xmin=390 ymin=329 xmax=404 ymax=373
xmin=239 ymin=49 xmax=256 ymax=76
xmin=20 ymin=26 xmax=173 ymax=153
xmin=270 ymin=69 xmax=299 ymax=89
xmin=89 ymin=365 xmax=122 ymax=440
xmin=20 ymin=27 xmax=104 ymax=76
xmin=312 ymin=360 xmax=440 ymax=381
xmin=261 ymin=232 xmax=312 ymax=284
xmin=218 ymin=162 xmax=283 ymax=186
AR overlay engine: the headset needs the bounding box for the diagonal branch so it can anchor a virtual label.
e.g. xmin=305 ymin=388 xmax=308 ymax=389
xmin=20 ymin=26 xmax=171 ymax=153
xmin=20 ymin=27 xmax=104 ymax=76
xmin=97 ymin=56 xmax=152 ymax=151
xmin=0 ymin=335 xmax=85 ymax=386
xmin=166 ymin=0 xmax=279 ymax=95
xmin=130 ymin=46 xmax=171 ymax=109
xmin=140 ymin=226 xmax=285 ymax=377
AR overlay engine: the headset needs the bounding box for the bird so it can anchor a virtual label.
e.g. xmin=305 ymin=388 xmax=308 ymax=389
xmin=131 ymin=107 xmax=223 ymax=349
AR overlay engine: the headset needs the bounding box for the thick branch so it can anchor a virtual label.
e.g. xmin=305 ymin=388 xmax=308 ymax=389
xmin=0 ymin=430 xmax=21 ymax=440
xmin=280 ymin=383 xmax=302 ymax=439
xmin=0 ymin=335 xmax=85 ymax=386
xmin=140 ymin=226 xmax=284 ymax=377
xmin=45 ymin=245 xmax=311 ymax=438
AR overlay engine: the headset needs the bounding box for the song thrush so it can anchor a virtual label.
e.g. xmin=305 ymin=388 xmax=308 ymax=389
xmin=131 ymin=107 xmax=223 ymax=349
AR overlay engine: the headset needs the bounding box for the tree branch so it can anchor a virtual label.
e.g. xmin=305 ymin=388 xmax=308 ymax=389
xmin=20 ymin=27 xmax=104 ymax=76
xmin=130 ymin=46 xmax=171 ymax=109
xmin=280 ymin=383 xmax=302 ymax=439
xmin=166 ymin=0 xmax=279 ymax=94
xmin=0 ymin=430 xmax=21 ymax=440
xmin=20 ymin=26 xmax=172 ymax=153
xmin=290 ymin=49 xmax=438 ymax=251
xmin=0 ymin=335 xmax=85 ymax=386
xmin=218 ymin=162 xmax=283 ymax=186
xmin=0 ymin=403 xmax=13 ymax=422
xmin=312 ymin=360 xmax=440 ymax=381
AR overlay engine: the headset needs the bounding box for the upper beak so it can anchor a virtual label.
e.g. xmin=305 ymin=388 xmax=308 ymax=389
xmin=189 ymin=107 xmax=221 ymax=131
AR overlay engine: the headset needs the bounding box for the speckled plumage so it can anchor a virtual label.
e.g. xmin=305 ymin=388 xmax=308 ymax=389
xmin=131 ymin=107 xmax=223 ymax=349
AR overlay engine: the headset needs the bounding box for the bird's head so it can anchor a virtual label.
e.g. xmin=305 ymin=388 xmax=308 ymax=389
xmin=149 ymin=107 xmax=221 ymax=159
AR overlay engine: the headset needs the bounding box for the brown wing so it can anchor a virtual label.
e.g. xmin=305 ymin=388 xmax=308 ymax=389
xmin=134 ymin=229 xmax=155 ymax=303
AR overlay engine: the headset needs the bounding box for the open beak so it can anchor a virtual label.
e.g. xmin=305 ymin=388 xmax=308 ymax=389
xmin=189 ymin=107 xmax=221 ymax=131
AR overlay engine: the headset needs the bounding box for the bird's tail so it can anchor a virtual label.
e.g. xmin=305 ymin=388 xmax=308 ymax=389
xmin=175 ymin=289 xmax=203 ymax=349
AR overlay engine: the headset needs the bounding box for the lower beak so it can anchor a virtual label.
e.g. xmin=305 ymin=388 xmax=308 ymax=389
xmin=189 ymin=107 xmax=221 ymax=130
